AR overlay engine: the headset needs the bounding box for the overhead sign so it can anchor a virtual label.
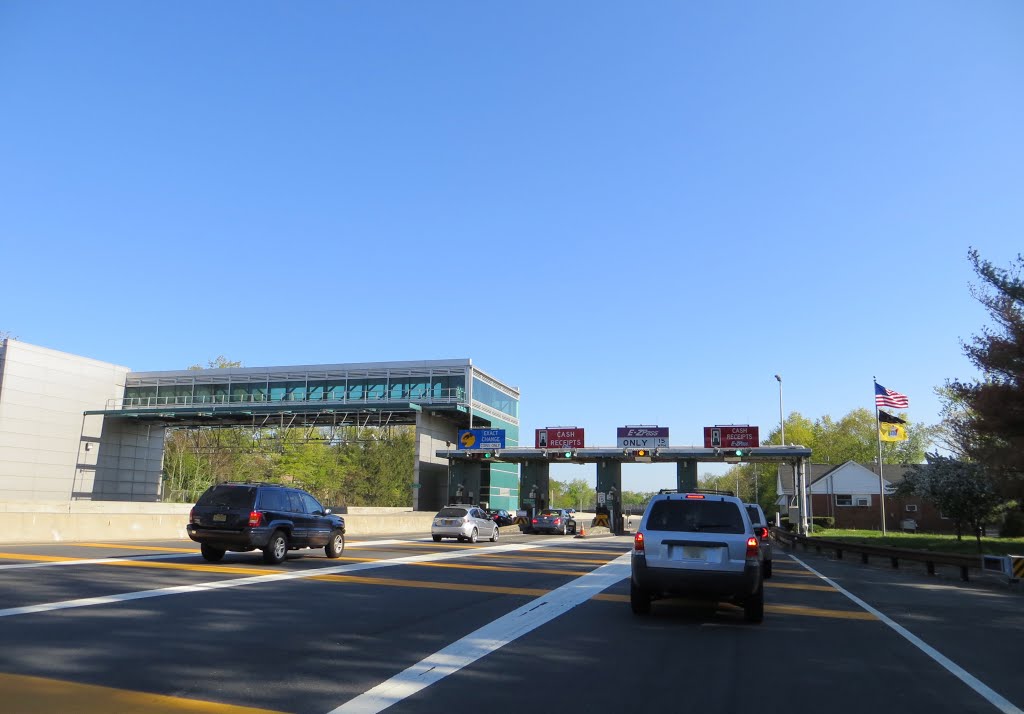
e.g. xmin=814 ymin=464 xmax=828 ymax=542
xmin=704 ymin=425 xmax=759 ymax=449
xmin=616 ymin=426 xmax=669 ymax=449
xmin=458 ymin=429 xmax=506 ymax=450
xmin=536 ymin=427 xmax=585 ymax=449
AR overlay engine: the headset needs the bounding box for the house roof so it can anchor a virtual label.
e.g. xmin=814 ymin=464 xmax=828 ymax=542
xmin=776 ymin=461 xmax=914 ymax=495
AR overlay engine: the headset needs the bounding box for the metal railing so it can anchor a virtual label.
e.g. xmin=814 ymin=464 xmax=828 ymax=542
xmin=109 ymin=388 xmax=466 ymax=411
xmin=773 ymin=528 xmax=983 ymax=582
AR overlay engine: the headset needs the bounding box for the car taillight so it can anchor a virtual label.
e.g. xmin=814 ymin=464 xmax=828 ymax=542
xmin=746 ymin=537 xmax=759 ymax=558
xmin=248 ymin=511 xmax=263 ymax=527
xmin=634 ymin=532 xmax=645 ymax=552
xmin=532 ymin=518 xmax=538 ymax=524
xmin=189 ymin=507 xmax=196 ymax=524
xmin=554 ymin=518 xmax=561 ymax=525
xmin=758 ymin=526 xmax=769 ymax=539
xmin=685 ymin=494 xmax=705 ymax=499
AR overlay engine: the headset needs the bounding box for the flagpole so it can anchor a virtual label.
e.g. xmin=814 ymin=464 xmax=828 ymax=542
xmin=874 ymin=376 xmax=886 ymax=535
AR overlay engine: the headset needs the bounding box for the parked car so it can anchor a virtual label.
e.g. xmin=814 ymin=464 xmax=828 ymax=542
xmin=187 ymin=482 xmax=346 ymax=564
xmin=744 ymin=502 xmax=773 ymax=578
xmin=631 ymin=489 xmax=764 ymax=623
xmin=532 ymin=508 xmax=577 ymax=535
xmin=432 ymin=505 xmax=500 ymax=543
xmin=489 ymin=509 xmax=515 ymax=527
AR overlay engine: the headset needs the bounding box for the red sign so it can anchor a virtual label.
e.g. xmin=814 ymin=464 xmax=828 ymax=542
xmin=704 ymin=425 xmax=760 ymax=449
xmin=536 ymin=427 xmax=585 ymax=449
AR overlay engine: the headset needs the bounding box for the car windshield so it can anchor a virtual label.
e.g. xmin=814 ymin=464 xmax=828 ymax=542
xmin=197 ymin=485 xmax=257 ymax=509
xmin=646 ymin=500 xmax=744 ymax=533
xmin=437 ymin=507 xmax=467 ymax=518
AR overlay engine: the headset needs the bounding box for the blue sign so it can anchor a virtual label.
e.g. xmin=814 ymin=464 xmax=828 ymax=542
xmin=458 ymin=429 xmax=506 ymax=450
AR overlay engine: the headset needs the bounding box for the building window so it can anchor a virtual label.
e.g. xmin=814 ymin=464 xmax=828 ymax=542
xmin=905 ymin=504 xmax=918 ymax=512
xmin=835 ymin=494 xmax=871 ymax=507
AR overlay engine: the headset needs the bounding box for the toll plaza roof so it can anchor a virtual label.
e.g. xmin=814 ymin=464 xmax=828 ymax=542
xmin=436 ymin=445 xmax=812 ymax=464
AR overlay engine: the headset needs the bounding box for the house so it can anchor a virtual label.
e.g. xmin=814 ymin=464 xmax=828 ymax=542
xmin=777 ymin=461 xmax=950 ymax=533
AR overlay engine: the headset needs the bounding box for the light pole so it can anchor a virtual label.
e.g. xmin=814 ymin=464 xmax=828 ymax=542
xmin=774 ymin=374 xmax=785 ymax=445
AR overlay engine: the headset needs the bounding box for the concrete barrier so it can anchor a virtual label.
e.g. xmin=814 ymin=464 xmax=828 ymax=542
xmin=0 ymin=502 xmax=438 ymax=544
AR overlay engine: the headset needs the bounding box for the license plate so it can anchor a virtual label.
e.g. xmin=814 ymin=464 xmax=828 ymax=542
xmin=682 ymin=546 xmax=706 ymax=559
xmin=213 ymin=514 xmax=226 ymax=522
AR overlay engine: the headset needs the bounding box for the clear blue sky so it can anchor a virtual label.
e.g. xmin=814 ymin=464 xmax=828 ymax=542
xmin=2 ymin=2 xmax=1021 ymax=491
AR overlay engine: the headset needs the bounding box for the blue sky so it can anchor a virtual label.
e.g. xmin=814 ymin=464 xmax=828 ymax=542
xmin=2 ymin=2 xmax=1021 ymax=491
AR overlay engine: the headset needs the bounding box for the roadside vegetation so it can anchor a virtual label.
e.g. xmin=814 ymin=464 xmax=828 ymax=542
xmin=805 ymin=528 xmax=1024 ymax=557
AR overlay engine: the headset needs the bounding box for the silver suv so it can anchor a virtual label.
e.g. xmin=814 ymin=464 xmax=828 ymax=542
xmin=744 ymin=503 xmax=773 ymax=578
xmin=631 ymin=490 xmax=764 ymax=623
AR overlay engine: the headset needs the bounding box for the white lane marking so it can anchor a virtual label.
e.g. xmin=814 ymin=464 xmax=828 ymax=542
xmin=327 ymin=552 xmax=632 ymax=714
xmin=790 ymin=554 xmax=1023 ymax=714
xmin=0 ymin=539 xmax=422 ymax=571
xmin=0 ymin=541 xmax=562 ymax=618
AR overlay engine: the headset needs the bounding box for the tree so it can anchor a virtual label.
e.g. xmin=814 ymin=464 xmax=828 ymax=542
xmin=189 ymin=356 xmax=242 ymax=370
xmin=763 ymin=409 xmax=930 ymax=466
xmin=892 ymin=453 xmax=1002 ymax=546
xmin=948 ymin=249 xmax=1024 ymax=500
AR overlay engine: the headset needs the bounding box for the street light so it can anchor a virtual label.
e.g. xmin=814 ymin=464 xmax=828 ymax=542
xmin=774 ymin=374 xmax=785 ymax=446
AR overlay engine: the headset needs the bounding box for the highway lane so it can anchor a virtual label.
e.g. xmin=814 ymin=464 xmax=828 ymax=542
xmin=0 ymin=534 xmax=1021 ymax=713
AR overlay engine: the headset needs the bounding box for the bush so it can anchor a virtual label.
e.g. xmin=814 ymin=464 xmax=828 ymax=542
xmin=812 ymin=516 xmax=835 ymax=529
xmin=1000 ymin=509 xmax=1024 ymax=538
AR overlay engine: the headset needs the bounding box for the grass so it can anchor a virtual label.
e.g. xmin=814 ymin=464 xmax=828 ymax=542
xmin=806 ymin=528 xmax=1024 ymax=557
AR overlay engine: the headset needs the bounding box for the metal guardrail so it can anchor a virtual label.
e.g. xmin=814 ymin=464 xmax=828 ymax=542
xmin=772 ymin=527 xmax=983 ymax=582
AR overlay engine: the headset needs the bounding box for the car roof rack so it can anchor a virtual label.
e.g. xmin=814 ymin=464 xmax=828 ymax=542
xmin=658 ymin=488 xmax=735 ymax=497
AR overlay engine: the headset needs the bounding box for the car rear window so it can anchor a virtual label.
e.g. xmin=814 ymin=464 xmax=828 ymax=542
xmin=646 ymin=500 xmax=744 ymax=533
xmin=745 ymin=506 xmax=764 ymax=525
xmin=197 ymin=485 xmax=257 ymax=509
xmin=437 ymin=507 xmax=467 ymax=518
xmin=540 ymin=510 xmax=560 ymax=516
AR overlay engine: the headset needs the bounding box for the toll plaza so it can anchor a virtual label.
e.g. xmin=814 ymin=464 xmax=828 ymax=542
xmin=435 ymin=445 xmax=814 ymax=535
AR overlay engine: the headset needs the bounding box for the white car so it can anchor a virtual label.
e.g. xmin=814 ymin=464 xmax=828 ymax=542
xmin=744 ymin=503 xmax=773 ymax=578
xmin=431 ymin=505 xmax=499 ymax=543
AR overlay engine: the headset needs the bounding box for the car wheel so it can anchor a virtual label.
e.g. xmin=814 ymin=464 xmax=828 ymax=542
xmin=744 ymin=584 xmax=765 ymax=624
xmin=763 ymin=559 xmax=773 ymax=579
xmin=432 ymin=535 xmax=442 ymax=542
xmin=325 ymin=530 xmax=345 ymax=559
xmin=569 ymin=523 xmax=577 ymax=535
xmin=630 ymin=580 xmax=651 ymax=615
xmin=200 ymin=544 xmax=225 ymax=562
xmin=561 ymin=522 xmax=568 ymax=535
xmin=490 ymin=526 xmax=499 ymax=542
xmin=263 ymin=530 xmax=288 ymax=564
xmin=469 ymin=528 xmax=478 ymax=544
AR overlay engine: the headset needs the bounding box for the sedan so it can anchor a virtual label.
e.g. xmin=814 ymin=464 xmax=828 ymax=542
xmin=432 ymin=505 xmax=499 ymax=543
xmin=532 ymin=508 xmax=577 ymax=535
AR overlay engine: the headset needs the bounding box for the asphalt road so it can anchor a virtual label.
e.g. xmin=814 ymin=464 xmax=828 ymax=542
xmin=0 ymin=532 xmax=1021 ymax=714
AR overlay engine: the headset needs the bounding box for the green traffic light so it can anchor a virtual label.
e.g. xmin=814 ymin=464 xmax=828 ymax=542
xmin=563 ymin=451 xmax=572 ymax=458
xmin=735 ymin=449 xmax=744 ymax=456
xmin=483 ymin=451 xmax=492 ymax=459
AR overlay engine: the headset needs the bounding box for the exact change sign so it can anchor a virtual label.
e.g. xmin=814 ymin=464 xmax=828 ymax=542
xmin=616 ymin=426 xmax=669 ymax=449
xmin=458 ymin=429 xmax=505 ymax=450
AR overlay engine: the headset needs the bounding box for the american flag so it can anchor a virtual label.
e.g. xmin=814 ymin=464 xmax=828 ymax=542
xmin=875 ymin=382 xmax=909 ymax=409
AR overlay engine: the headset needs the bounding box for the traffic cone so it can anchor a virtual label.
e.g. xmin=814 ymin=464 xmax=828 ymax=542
xmin=575 ymin=523 xmax=587 ymax=538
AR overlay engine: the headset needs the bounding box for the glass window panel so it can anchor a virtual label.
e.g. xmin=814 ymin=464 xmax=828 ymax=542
xmin=327 ymin=381 xmax=346 ymax=401
xmin=308 ymin=381 xmax=326 ymax=401
xmin=269 ymin=382 xmax=287 ymax=401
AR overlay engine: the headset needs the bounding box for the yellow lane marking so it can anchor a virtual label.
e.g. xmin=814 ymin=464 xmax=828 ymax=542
xmin=0 ymin=672 xmax=287 ymax=714
xmin=406 ymin=560 xmax=584 ymax=577
xmin=591 ymin=594 xmax=876 ymax=620
xmin=767 ymin=603 xmax=877 ymax=620
xmin=0 ymin=552 xmax=80 ymax=563
xmin=310 ymin=573 xmax=548 ymax=597
xmin=767 ymin=582 xmax=838 ymax=592
xmin=475 ymin=553 xmax=613 ymax=565
xmin=75 ymin=543 xmax=199 ymax=553
xmin=772 ymin=570 xmax=819 ymax=577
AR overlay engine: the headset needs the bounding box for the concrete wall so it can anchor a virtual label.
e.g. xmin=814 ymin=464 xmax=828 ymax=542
xmin=0 ymin=340 xmax=129 ymax=500
xmin=93 ymin=420 xmax=166 ymax=501
xmin=414 ymin=411 xmax=459 ymax=512
xmin=0 ymin=501 xmax=439 ymax=544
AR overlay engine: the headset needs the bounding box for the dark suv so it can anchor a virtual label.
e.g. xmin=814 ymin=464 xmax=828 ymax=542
xmin=187 ymin=482 xmax=346 ymax=564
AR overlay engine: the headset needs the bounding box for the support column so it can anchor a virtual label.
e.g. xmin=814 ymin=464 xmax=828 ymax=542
xmin=449 ymin=461 xmax=482 ymax=506
xmin=596 ymin=460 xmax=623 ymax=534
xmin=520 ymin=460 xmax=550 ymax=520
xmin=676 ymin=460 xmax=697 ymax=492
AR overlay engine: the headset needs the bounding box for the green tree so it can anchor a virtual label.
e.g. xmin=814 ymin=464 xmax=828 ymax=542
xmin=948 ymin=248 xmax=1024 ymax=500
xmin=189 ymin=356 xmax=242 ymax=370
xmin=892 ymin=454 xmax=1003 ymax=546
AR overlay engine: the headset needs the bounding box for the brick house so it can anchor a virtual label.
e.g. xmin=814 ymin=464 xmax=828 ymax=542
xmin=776 ymin=461 xmax=951 ymax=533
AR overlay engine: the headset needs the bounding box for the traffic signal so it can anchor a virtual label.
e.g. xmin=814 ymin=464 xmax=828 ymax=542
xmin=550 ymin=449 xmax=575 ymax=460
xmin=636 ymin=449 xmax=649 ymax=457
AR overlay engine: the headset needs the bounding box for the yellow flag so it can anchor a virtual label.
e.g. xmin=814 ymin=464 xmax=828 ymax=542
xmin=880 ymin=424 xmax=907 ymax=442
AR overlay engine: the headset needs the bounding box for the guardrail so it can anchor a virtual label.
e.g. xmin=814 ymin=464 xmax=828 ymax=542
xmin=772 ymin=528 xmax=983 ymax=582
